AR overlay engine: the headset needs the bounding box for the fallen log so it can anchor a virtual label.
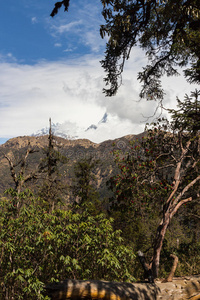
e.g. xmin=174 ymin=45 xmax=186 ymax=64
xmin=45 ymin=279 xmax=160 ymax=300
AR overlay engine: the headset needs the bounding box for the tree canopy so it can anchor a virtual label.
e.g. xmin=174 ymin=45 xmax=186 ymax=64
xmin=107 ymin=90 xmax=200 ymax=277
xmin=51 ymin=0 xmax=200 ymax=99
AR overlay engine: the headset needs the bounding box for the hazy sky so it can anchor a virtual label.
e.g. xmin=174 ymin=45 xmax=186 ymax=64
xmin=0 ymin=0 xmax=198 ymax=144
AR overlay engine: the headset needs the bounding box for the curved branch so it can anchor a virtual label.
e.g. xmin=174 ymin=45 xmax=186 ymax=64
xmin=171 ymin=197 xmax=192 ymax=218
xmin=174 ymin=174 xmax=200 ymax=206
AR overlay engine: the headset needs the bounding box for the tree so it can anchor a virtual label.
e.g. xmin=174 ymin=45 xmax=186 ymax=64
xmin=70 ymin=157 xmax=101 ymax=213
xmin=108 ymin=90 xmax=200 ymax=278
xmin=51 ymin=1 xmax=200 ymax=98
xmin=38 ymin=118 xmax=68 ymax=212
xmin=1 ymin=142 xmax=39 ymax=212
xmin=50 ymin=0 xmax=70 ymax=17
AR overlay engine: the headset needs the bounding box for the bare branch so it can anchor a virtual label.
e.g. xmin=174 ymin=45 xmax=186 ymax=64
xmin=171 ymin=197 xmax=192 ymax=218
xmin=3 ymin=153 xmax=18 ymax=185
xmin=167 ymin=179 xmax=181 ymax=205
xmin=174 ymin=174 xmax=200 ymax=206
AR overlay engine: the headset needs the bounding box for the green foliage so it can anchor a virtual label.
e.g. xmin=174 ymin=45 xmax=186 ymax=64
xmin=51 ymin=0 xmax=200 ymax=98
xmin=169 ymin=89 xmax=200 ymax=133
xmin=1 ymin=93 xmax=200 ymax=286
xmin=71 ymin=158 xmax=102 ymax=213
xmin=107 ymin=91 xmax=200 ymax=277
xmin=176 ymin=241 xmax=200 ymax=275
xmin=100 ymin=0 xmax=200 ymax=97
xmin=108 ymin=136 xmax=168 ymax=214
xmin=0 ymin=193 xmax=135 ymax=300
xmin=50 ymin=0 xmax=70 ymax=17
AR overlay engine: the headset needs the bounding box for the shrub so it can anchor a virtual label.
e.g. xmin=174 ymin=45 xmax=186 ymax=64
xmin=0 ymin=195 xmax=135 ymax=299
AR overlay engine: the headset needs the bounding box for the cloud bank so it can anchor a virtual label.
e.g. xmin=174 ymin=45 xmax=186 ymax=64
xmin=0 ymin=47 xmax=197 ymax=143
xmin=1 ymin=0 xmax=198 ymax=144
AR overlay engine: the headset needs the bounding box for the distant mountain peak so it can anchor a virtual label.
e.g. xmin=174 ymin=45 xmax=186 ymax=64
xmin=85 ymin=124 xmax=97 ymax=132
xmin=32 ymin=121 xmax=78 ymax=140
xmin=98 ymin=112 xmax=108 ymax=124
xmin=32 ymin=113 xmax=109 ymax=140
xmin=31 ymin=112 xmax=142 ymax=144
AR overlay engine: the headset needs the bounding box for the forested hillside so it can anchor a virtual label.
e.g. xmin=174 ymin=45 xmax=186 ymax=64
xmin=0 ymin=95 xmax=200 ymax=299
xmin=0 ymin=133 xmax=139 ymax=197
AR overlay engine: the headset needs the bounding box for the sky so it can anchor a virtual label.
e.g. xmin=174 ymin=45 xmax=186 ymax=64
xmin=0 ymin=0 xmax=198 ymax=144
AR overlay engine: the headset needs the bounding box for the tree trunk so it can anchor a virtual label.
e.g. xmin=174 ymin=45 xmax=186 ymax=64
xmin=166 ymin=254 xmax=178 ymax=282
xmin=151 ymin=215 xmax=170 ymax=278
xmin=138 ymin=251 xmax=154 ymax=283
xmin=45 ymin=279 xmax=160 ymax=300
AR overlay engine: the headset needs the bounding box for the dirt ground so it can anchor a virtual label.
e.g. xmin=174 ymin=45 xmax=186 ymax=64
xmin=155 ymin=275 xmax=200 ymax=299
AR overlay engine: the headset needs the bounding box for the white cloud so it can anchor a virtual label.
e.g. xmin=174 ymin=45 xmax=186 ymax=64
xmin=63 ymin=47 xmax=76 ymax=52
xmin=84 ymin=31 xmax=104 ymax=53
xmin=31 ymin=17 xmax=38 ymax=24
xmin=51 ymin=20 xmax=83 ymax=35
xmin=0 ymin=47 xmax=198 ymax=141
xmin=0 ymin=52 xmax=18 ymax=63
xmin=0 ymin=57 xmax=105 ymax=138
xmin=46 ymin=0 xmax=104 ymax=54
xmin=80 ymin=115 xmax=146 ymax=143
xmin=1 ymin=0 xmax=199 ymax=144
xmin=54 ymin=43 xmax=62 ymax=47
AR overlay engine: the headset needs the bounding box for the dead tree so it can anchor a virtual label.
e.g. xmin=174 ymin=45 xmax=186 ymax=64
xmin=2 ymin=142 xmax=39 ymax=210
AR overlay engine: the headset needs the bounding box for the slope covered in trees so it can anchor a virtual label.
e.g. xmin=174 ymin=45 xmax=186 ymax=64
xmin=0 ymin=92 xmax=200 ymax=299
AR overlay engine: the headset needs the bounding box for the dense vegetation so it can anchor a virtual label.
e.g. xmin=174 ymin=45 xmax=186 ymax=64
xmin=0 ymin=93 xmax=200 ymax=299
xmin=108 ymin=90 xmax=200 ymax=278
xmin=0 ymin=193 xmax=135 ymax=299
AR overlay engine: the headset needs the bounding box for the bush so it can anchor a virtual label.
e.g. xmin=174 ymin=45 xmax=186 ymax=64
xmin=0 ymin=196 xmax=135 ymax=299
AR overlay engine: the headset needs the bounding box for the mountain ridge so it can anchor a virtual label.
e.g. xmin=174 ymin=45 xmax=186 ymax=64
xmin=31 ymin=113 xmax=144 ymax=144
xmin=1 ymin=132 xmax=145 ymax=149
xmin=0 ymin=132 xmax=145 ymax=197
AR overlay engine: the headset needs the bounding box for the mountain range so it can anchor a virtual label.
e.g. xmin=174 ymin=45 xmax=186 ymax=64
xmin=0 ymin=132 xmax=145 ymax=197
xmin=32 ymin=113 xmax=143 ymax=144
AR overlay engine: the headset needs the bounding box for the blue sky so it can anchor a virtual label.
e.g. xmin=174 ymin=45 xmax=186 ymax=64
xmin=0 ymin=0 xmax=198 ymax=144
xmin=0 ymin=0 xmax=104 ymax=63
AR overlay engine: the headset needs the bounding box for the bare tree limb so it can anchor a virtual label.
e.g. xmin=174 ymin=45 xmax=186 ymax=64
xmin=166 ymin=254 xmax=179 ymax=282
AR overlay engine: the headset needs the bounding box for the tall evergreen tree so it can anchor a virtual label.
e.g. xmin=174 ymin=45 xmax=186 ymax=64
xmin=71 ymin=157 xmax=101 ymax=213
xmin=38 ymin=118 xmax=68 ymax=212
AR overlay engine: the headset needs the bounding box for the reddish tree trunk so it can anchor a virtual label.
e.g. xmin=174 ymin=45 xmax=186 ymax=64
xmin=150 ymin=196 xmax=192 ymax=278
xmin=151 ymin=214 xmax=170 ymax=278
xmin=166 ymin=254 xmax=179 ymax=282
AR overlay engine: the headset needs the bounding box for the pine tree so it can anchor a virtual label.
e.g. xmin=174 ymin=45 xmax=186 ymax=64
xmin=71 ymin=157 xmax=101 ymax=214
xmin=38 ymin=118 xmax=68 ymax=212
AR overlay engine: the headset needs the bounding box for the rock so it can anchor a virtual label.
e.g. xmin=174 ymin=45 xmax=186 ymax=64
xmin=156 ymin=276 xmax=200 ymax=299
